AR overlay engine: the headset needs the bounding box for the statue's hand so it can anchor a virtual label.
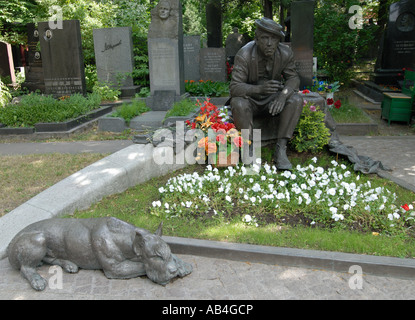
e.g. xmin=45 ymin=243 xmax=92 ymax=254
xmin=269 ymin=95 xmax=286 ymax=116
xmin=260 ymin=80 xmax=284 ymax=95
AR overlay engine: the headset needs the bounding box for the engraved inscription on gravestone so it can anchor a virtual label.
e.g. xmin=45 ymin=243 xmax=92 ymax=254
xmin=200 ymin=48 xmax=227 ymax=82
xmin=183 ymin=35 xmax=200 ymax=81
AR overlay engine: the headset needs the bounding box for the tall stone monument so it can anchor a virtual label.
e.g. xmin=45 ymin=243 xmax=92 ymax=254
xmin=38 ymin=20 xmax=86 ymax=97
xmin=291 ymin=0 xmax=315 ymax=90
xmin=147 ymin=0 xmax=185 ymax=111
xmin=374 ymin=0 xmax=415 ymax=85
xmin=93 ymin=27 xmax=139 ymax=97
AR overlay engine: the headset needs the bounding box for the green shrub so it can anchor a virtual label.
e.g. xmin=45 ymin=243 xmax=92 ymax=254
xmin=92 ymin=83 xmax=121 ymax=102
xmin=0 ymin=92 xmax=101 ymax=127
xmin=290 ymin=101 xmax=331 ymax=153
xmin=110 ymin=99 xmax=150 ymax=125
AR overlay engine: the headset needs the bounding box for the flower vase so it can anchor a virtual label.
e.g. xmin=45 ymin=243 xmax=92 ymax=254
xmin=214 ymin=152 xmax=239 ymax=168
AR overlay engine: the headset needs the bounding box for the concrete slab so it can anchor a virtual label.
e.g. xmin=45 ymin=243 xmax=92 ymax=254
xmin=130 ymin=111 xmax=167 ymax=130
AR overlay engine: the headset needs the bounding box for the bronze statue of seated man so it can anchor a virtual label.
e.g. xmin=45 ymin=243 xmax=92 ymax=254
xmin=230 ymin=17 xmax=303 ymax=170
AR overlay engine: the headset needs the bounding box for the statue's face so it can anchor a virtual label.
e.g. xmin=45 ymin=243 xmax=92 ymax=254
xmin=158 ymin=2 xmax=171 ymax=20
xmin=255 ymin=31 xmax=280 ymax=58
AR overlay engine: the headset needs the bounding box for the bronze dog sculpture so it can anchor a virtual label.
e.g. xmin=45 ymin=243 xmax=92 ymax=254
xmin=7 ymin=217 xmax=192 ymax=291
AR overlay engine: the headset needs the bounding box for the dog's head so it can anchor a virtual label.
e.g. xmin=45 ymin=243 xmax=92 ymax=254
xmin=133 ymin=223 xmax=192 ymax=285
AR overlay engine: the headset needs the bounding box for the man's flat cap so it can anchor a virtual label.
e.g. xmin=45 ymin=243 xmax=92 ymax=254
xmin=255 ymin=17 xmax=285 ymax=39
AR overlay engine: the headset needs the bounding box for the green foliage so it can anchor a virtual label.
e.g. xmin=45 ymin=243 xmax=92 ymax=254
xmin=92 ymin=83 xmax=121 ymax=102
xmin=0 ymin=79 xmax=12 ymax=108
xmin=314 ymin=0 xmax=378 ymax=85
xmin=110 ymin=99 xmax=150 ymax=125
xmin=0 ymin=92 xmax=101 ymax=127
xmin=290 ymin=101 xmax=331 ymax=153
xmin=84 ymin=64 xmax=98 ymax=93
xmin=165 ymin=98 xmax=198 ymax=118
xmin=185 ymin=80 xmax=229 ymax=97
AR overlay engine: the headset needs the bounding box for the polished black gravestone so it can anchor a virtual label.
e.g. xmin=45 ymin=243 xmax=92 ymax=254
xmin=22 ymin=23 xmax=45 ymax=93
xmin=38 ymin=20 xmax=86 ymax=97
xmin=291 ymin=0 xmax=315 ymax=90
xmin=374 ymin=0 xmax=415 ymax=85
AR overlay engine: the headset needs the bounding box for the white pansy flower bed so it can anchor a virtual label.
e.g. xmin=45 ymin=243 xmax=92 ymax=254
xmin=150 ymin=158 xmax=415 ymax=235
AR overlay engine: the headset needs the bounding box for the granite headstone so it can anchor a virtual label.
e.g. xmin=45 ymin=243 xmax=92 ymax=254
xmin=38 ymin=20 xmax=86 ymax=96
xmin=200 ymin=47 xmax=227 ymax=82
xmin=183 ymin=35 xmax=200 ymax=81
xmin=93 ymin=27 xmax=139 ymax=97
xmin=147 ymin=0 xmax=185 ymax=110
xmin=22 ymin=23 xmax=45 ymax=92
xmin=374 ymin=0 xmax=415 ymax=85
xmin=225 ymin=27 xmax=246 ymax=65
xmin=291 ymin=0 xmax=315 ymax=90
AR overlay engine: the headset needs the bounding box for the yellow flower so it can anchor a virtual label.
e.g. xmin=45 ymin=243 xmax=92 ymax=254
xmin=200 ymin=117 xmax=214 ymax=130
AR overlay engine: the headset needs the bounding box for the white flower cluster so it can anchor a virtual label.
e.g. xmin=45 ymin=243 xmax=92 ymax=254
xmin=150 ymin=158 xmax=414 ymax=233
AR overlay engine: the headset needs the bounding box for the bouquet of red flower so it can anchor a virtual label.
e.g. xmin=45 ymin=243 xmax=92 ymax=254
xmin=186 ymin=99 xmax=249 ymax=166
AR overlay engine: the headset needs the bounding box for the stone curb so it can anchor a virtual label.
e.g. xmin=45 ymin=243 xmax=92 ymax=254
xmin=165 ymin=236 xmax=415 ymax=279
xmin=0 ymin=143 xmax=186 ymax=259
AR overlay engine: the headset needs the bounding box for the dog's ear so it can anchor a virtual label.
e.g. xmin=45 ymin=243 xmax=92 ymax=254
xmin=133 ymin=229 xmax=146 ymax=249
xmin=154 ymin=222 xmax=163 ymax=237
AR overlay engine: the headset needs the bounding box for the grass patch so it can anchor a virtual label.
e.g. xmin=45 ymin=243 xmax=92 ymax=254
xmin=329 ymin=101 xmax=372 ymax=123
xmin=71 ymin=151 xmax=415 ymax=259
xmin=0 ymin=153 xmax=107 ymax=216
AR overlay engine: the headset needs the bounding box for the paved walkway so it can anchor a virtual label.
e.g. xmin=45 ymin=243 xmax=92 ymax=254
xmin=0 ymin=136 xmax=414 ymax=301
xmin=340 ymin=135 xmax=415 ymax=192
xmin=0 ymin=140 xmax=134 ymax=156
xmin=1 ymin=254 xmax=415 ymax=300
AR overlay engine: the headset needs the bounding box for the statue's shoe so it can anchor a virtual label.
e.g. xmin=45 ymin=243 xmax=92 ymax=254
xmin=274 ymin=144 xmax=292 ymax=170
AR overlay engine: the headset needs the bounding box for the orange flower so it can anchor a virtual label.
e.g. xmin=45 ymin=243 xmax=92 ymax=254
xmin=195 ymin=113 xmax=207 ymax=122
xmin=207 ymin=142 xmax=217 ymax=154
xmin=198 ymin=137 xmax=208 ymax=149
